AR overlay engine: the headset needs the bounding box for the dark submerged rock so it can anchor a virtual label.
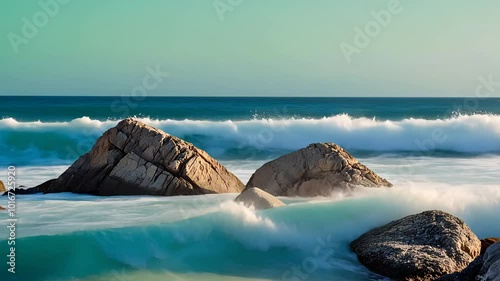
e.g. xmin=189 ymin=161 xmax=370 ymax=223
xmin=351 ymin=210 xmax=481 ymax=281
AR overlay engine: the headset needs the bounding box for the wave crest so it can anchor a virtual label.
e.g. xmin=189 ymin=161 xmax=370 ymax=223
xmin=0 ymin=114 xmax=499 ymax=165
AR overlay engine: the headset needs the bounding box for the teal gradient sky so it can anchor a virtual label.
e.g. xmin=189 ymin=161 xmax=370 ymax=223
xmin=1 ymin=0 xmax=499 ymax=97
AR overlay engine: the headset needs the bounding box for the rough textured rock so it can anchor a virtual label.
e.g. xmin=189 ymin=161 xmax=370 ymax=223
xmin=351 ymin=210 xmax=481 ymax=281
xmin=0 ymin=180 xmax=5 ymax=192
xmin=0 ymin=206 xmax=5 ymax=210
xmin=45 ymin=118 xmax=245 ymax=196
xmin=477 ymin=242 xmax=500 ymax=281
xmin=436 ymin=241 xmax=500 ymax=281
xmin=434 ymin=255 xmax=483 ymax=281
xmin=246 ymin=143 xmax=392 ymax=197
xmin=235 ymin=187 xmax=286 ymax=210
xmin=481 ymin=238 xmax=500 ymax=255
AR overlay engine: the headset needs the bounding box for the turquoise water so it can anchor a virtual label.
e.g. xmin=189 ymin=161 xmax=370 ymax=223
xmin=2 ymin=97 xmax=500 ymax=122
xmin=0 ymin=97 xmax=499 ymax=281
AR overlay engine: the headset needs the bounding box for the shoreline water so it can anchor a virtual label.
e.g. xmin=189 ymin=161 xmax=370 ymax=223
xmin=2 ymin=153 xmax=500 ymax=280
xmin=1 ymin=178 xmax=499 ymax=281
xmin=0 ymin=97 xmax=499 ymax=280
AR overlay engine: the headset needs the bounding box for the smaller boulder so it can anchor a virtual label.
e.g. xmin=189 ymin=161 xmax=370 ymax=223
xmin=0 ymin=206 xmax=5 ymax=211
xmin=235 ymin=187 xmax=285 ymax=210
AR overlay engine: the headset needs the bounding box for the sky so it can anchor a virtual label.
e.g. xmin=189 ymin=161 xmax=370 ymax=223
xmin=0 ymin=0 xmax=499 ymax=97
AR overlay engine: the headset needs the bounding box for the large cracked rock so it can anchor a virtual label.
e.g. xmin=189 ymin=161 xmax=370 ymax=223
xmin=246 ymin=143 xmax=392 ymax=197
xmin=46 ymin=118 xmax=245 ymax=196
xmin=351 ymin=210 xmax=481 ymax=281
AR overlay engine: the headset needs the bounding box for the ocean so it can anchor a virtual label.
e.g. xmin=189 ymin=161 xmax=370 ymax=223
xmin=0 ymin=97 xmax=499 ymax=281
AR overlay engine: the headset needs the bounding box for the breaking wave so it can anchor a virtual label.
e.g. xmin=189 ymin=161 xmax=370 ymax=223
xmin=0 ymin=113 xmax=499 ymax=165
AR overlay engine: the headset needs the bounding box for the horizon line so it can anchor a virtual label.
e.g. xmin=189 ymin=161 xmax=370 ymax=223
xmin=0 ymin=95 xmax=492 ymax=98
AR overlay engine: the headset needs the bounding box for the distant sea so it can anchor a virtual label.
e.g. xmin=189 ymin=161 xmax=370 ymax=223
xmin=0 ymin=97 xmax=499 ymax=281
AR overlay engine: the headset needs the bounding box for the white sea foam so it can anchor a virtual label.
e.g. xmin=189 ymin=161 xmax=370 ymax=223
xmin=0 ymin=114 xmax=499 ymax=159
xmin=3 ymin=166 xmax=498 ymax=281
